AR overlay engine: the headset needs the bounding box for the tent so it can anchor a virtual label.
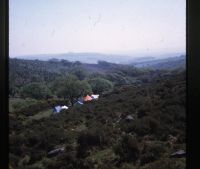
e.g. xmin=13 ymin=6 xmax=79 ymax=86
xmin=83 ymin=95 xmax=93 ymax=102
xmin=91 ymin=94 xmax=99 ymax=99
xmin=53 ymin=106 xmax=62 ymax=113
xmin=125 ymin=115 xmax=134 ymax=121
xmin=74 ymin=101 xmax=84 ymax=106
xmin=78 ymin=97 xmax=84 ymax=103
xmin=61 ymin=105 xmax=68 ymax=110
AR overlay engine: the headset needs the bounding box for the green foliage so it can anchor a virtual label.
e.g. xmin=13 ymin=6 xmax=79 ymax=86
xmin=70 ymin=66 xmax=88 ymax=80
xmin=120 ymin=163 xmax=135 ymax=169
xmin=9 ymin=60 xmax=186 ymax=169
xmin=80 ymin=80 xmax=93 ymax=96
xmin=140 ymin=141 xmax=166 ymax=165
xmin=52 ymin=74 xmax=92 ymax=105
xmin=20 ymin=82 xmax=52 ymax=99
xmin=88 ymin=77 xmax=114 ymax=94
xmin=141 ymin=158 xmax=186 ymax=169
xmin=77 ymin=129 xmax=101 ymax=147
xmin=113 ymin=134 xmax=140 ymax=163
xmin=10 ymin=98 xmax=38 ymax=112
xmin=77 ymin=128 xmax=106 ymax=158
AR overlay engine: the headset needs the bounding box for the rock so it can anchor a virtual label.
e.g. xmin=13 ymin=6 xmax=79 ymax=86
xmin=47 ymin=147 xmax=65 ymax=157
xmin=170 ymin=150 xmax=186 ymax=158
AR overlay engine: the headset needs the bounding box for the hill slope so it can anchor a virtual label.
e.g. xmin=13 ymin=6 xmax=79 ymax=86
xmin=9 ymin=70 xmax=186 ymax=169
xmin=132 ymin=55 xmax=185 ymax=70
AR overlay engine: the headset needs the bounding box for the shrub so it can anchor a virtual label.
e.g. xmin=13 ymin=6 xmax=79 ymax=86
xmin=140 ymin=141 xmax=166 ymax=165
xmin=113 ymin=134 xmax=140 ymax=163
xmin=88 ymin=77 xmax=114 ymax=94
xmin=20 ymin=82 xmax=52 ymax=99
xmin=141 ymin=158 xmax=186 ymax=169
xmin=77 ymin=128 xmax=107 ymax=158
xmin=77 ymin=129 xmax=102 ymax=147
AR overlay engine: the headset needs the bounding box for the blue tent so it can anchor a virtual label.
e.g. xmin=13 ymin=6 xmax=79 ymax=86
xmin=53 ymin=106 xmax=62 ymax=113
xmin=78 ymin=97 xmax=84 ymax=103
xmin=74 ymin=101 xmax=84 ymax=106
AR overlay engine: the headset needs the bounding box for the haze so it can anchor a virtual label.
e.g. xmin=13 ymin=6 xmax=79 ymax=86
xmin=9 ymin=0 xmax=186 ymax=57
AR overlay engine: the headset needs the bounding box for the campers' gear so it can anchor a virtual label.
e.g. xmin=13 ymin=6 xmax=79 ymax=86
xmin=84 ymin=95 xmax=93 ymax=101
xmin=170 ymin=150 xmax=186 ymax=158
xmin=91 ymin=94 xmax=99 ymax=99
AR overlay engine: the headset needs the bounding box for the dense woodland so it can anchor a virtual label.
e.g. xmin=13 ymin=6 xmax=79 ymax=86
xmin=9 ymin=58 xmax=186 ymax=169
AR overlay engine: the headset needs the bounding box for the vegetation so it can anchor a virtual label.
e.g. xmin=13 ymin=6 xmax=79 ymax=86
xmin=88 ymin=77 xmax=114 ymax=94
xmin=9 ymin=58 xmax=186 ymax=169
xmin=20 ymin=82 xmax=52 ymax=99
xmin=51 ymin=74 xmax=92 ymax=105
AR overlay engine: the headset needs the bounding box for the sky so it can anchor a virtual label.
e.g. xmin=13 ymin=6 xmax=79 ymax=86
xmin=9 ymin=0 xmax=186 ymax=57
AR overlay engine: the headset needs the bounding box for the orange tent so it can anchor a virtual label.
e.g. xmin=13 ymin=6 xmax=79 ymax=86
xmin=83 ymin=95 xmax=93 ymax=101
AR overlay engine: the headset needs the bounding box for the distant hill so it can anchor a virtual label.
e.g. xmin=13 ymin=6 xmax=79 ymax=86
xmin=132 ymin=55 xmax=186 ymax=70
xmin=11 ymin=52 xmax=185 ymax=65
xmin=12 ymin=53 xmax=135 ymax=64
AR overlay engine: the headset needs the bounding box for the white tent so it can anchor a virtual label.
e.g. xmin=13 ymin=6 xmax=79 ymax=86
xmin=61 ymin=105 xmax=68 ymax=110
xmin=91 ymin=94 xmax=99 ymax=99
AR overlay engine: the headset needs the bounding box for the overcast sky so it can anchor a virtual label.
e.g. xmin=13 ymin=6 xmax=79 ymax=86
xmin=9 ymin=0 xmax=186 ymax=57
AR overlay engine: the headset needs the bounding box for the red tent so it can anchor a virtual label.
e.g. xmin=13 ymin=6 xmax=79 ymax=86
xmin=83 ymin=95 xmax=93 ymax=101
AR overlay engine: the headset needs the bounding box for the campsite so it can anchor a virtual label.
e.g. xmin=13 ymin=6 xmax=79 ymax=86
xmin=8 ymin=0 xmax=186 ymax=168
xmin=9 ymin=58 xmax=186 ymax=169
xmin=53 ymin=94 xmax=99 ymax=113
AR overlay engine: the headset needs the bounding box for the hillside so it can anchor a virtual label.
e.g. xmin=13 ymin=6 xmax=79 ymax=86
xmin=132 ymin=55 xmax=185 ymax=70
xmin=9 ymin=58 xmax=185 ymax=98
xmin=9 ymin=69 xmax=186 ymax=169
xmin=9 ymin=58 xmax=152 ymax=97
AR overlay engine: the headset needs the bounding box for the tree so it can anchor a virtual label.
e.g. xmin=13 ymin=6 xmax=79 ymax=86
xmin=20 ymin=83 xmax=52 ymax=99
xmin=88 ymin=77 xmax=113 ymax=94
xmin=70 ymin=67 xmax=88 ymax=80
xmin=53 ymin=75 xmax=92 ymax=106
xmin=79 ymin=80 xmax=92 ymax=96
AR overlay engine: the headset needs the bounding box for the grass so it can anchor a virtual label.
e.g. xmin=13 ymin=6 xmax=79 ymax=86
xmin=87 ymin=148 xmax=116 ymax=162
xmin=9 ymin=98 xmax=38 ymax=112
xmin=74 ymin=123 xmax=87 ymax=131
xmin=9 ymin=98 xmax=24 ymax=112
xmin=29 ymin=108 xmax=53 ymax=120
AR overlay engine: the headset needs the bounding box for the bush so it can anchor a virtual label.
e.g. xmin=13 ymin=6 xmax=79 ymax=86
xmin=88 ymin=77 xmax=113 ymax=94
xmin=140 ymin=141 xmax=166 ymax=165
xmin=11 ymin=98 xmax=38 ymax=113
xmin=9 ymin=153 xmax=20 ymax=168
xmin=29 ymin=150 xmax=46 ymax=164
xmin=9 ymin=134 xmax=27 ymax=156
xmin=123 ymin=117 xmax=160 ymax=136
xmin=20 ymin=82 xmax=52 ymax=99
xmin=113 ymin=134 xmax=140 ymax=163
xmin=77 ymin=128 xmax=105 ymax=147
xmin=77 ymin=128 xmax=106 ymax=158
xmin=141 ymin=158 xmax=186 ymax=169
xmin=14 ymin=101 xmax=50 ymax=116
